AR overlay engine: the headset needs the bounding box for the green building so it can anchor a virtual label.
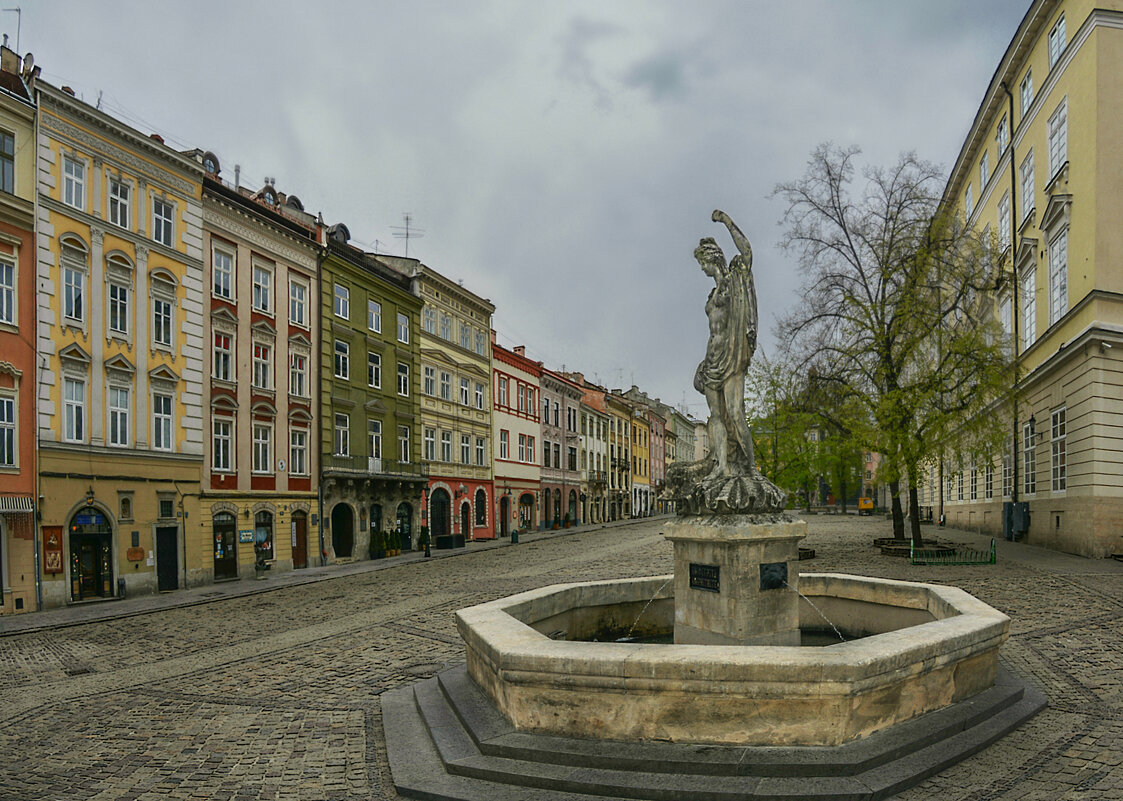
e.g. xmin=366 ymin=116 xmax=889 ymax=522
xmin=319 ymin=224 xmax=425 ymax=559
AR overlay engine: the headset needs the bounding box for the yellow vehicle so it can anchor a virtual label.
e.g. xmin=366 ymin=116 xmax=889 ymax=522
xmin=858 ymin=497 xmax=874 ymax=516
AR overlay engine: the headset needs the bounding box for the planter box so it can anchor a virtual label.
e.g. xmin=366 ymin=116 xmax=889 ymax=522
xmin=454 ymin=534 xmax=466 ymax=549
xmin=436 ymin=535 xmax=455 ymax=550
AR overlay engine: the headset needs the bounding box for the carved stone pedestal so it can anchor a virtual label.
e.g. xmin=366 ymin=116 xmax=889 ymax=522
xmin=664 ymin=514 xmax=807 ymax=646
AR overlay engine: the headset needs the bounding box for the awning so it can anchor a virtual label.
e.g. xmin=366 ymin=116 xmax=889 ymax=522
xmin=0 ymin=495 xmax=34 ymax=513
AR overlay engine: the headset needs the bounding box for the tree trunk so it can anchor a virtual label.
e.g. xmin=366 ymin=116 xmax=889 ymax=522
xmin=839 ymin=477 xmax=848 ymax=514
xmin=803 ymin=480 xmax=812 ymax=512
xmin=889 ymin=479 xmax=905 ymax=539
xmin=908 ymin=484 xmax=923 ymax=545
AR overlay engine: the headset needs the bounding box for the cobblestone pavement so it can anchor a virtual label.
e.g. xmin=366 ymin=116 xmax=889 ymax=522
xmin=1 ymin=516 xmax=1121 ymax=801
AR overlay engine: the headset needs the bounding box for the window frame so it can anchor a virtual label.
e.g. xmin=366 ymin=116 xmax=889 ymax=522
xmin=253 ymin=341 xmax=273 ymax=389
xmin=1048 ymin=98 xmax=1067 ymax=179
xmin=252 ymin=422 xmax=272 ymax=474
xmin=108 ymin=177 xmax=131 ymax=229
xmin=213 ymin=332 xmax=234 ymax=382
xmin=397 ymin=312 xmax=409 ymax=344
xmin=367 ymin=351 xmax=381 ymax=389
xmin=0 ymin=393 xmax=14 ymax=467
xmin=252 ymin=263 xmax=273 ymax=313
xmin=212 ymin=417 xmax=232 ymax=471
xmin=63 ymin=155 xmax=85 ymax=210
xmin=1051 ymin=407 xmax=1066 ymax=492
xmin=108 ymin=385 xmax=130 ymax=447
xmin=333 ymin=339 xmax=350 ymax=381
xmin=63 ymin=377 xmax=86 ymax=443
xmin=1048 ymin=228 xmax=1068 ymax=326
xmin=152 ymin=392 xmax=173 ymax=451
xmin=290 ymin=428 xmax=308 ymax=475
xmin=397 ymin=362 xmax=409 ymax=396
xmin=367 ymin=299 xmax=381 ymax=333
xmin=289 ymin=278 xmax=307 ymax=326
xmin=212 ymin=246 xmax=234 ymax=301
xmin=151 ymin=196 xmax=174 ymax=248
xmin=334 ymin=283 xmax=350 ymax=320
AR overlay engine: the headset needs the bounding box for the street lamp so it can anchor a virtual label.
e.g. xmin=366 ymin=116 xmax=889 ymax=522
xmin=422 ymin=485 xmax=431 ymax=557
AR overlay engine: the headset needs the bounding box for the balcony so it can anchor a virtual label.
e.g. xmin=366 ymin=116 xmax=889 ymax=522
xmin=325 ymin=454 xmax=428 ymax=479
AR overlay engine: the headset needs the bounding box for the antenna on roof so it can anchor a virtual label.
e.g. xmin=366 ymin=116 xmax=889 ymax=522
xmin=391 ymin=213 xmax=424 ymax=258
xmin=2 ymin=7 xmax=20 ymax=53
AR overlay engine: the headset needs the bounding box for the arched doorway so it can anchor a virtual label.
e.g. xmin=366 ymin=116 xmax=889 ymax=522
xmin=254 ymin=511 xmax=274 ymax=568
xmin=519 ymin=493 xmax=535 ymax=530
xmin=396 ymin=502 xmax=412 ymax=550
xmin=569 ymin=490 xmax=578 ymax=523
xmin=553 ymin=488 xmax=562 ymax=523
xmin=460 ymin=502 xmax=471 ymax=542
xmin=292 ymin=510 xmax=308 ymax=569
xmin=430 ymin=489 xmax=450 ymax=539
xmin=474 ymin=488 xmax=487 ymax=528
xmin=541 ymin=489 xmax=551 ymax=527
xmin=499 ymin=495 xmax=510 ymax=536
xmin=213 ymin=512 xmax=238 ymax=579
xmin=69 ymin=507 xmax=113 ymax=600
xmin=331 ymin=503 xmax=354 ymax=558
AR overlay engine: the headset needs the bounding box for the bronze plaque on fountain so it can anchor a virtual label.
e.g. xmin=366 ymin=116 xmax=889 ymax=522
xmin=689 ymin=563 xmax=720 ymax=593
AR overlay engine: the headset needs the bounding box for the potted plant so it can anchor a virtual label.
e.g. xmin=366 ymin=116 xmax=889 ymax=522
xmin=390 ymin=529 xmax=401 ymax=556
xmin=564 ymin=513 xmax=572 ymax=529
xmin=370 ymin=530 xmax=386 ymax=560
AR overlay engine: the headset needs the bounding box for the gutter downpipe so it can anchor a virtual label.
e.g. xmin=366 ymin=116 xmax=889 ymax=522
xmin=1001 ymin=81 xmax=1021 ymax=511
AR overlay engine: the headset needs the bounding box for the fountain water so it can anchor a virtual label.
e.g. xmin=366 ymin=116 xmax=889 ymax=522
xmin=784 ymin=579 xmax=846 ymax=642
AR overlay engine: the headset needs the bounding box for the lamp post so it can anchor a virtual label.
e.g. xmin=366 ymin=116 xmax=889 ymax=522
xmin=422 ymin=484 xmax=431 ymax=557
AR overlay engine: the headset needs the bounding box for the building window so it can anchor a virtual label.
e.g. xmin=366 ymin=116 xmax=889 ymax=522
xmin=153 ymin=393 xmax=172 ymax=450
xmin=253 ymin=342 xmax=272 ymax=388
xmin=459 ymin=323 xmax=471 ymax=350
xmin=289 ymin=352 xmax=307 ymax=396
xmin=369 ymin=419 xmax=382 ymax=461
xmin=63 ymin=156 xmax=85 ymax=210
xmin=475 ymin=382 xmax=484 ymax=409
xmin=108 ymin=283 xmax=129 ymax=334
xmin=1021 ymin=268 xmax=1036 ymax=349
xmin=518 ymin=433 xmax=526 ymax=462
xmin=289 ymin=280 xmax=306 ymax=326
xmin=397 ymin=363 xmax=409 ymax=396
xmin=439 ymin=370 xmax=451 ymax=400
xmin=475 ymin=330 xmax=487 ymax=355
xmin=213 ymin=418 xmax=232 ymax=470
xmin=153 ymin=297 xmax=173 ymax=347
xmin=440 ymin=431 xmax=452 ymax=462
xmin=108 ymin=179 xmax=130 ymax=228
xmin=290 ymin=429 xmax=307 ymax=475
xmin=1048 ymin=13 xmax=1065 ymax=67
xmin=368 ymin=352 xmax=381 ymax=388
xmin=368 ymin=299 xmax=381 ymax=332
xmin=1023 ymin=418 xmax=1036 ymax=495
xmin=461 ymin=434 xmax=471 ymax=465
xmin=0 ymin=260 xmax=12 ymax=326
xmin=1020 ymin=70 xmax=1033 ymax=115
xmin=985 ymin=464 xmax=994 ymax=500
xmin=459 ymin=377 xmax=469 ymax=405
xmin=1000 ymin=293 xmax=1013 ymax=352
xmin=423 ymin=307 xmax=436 ymax=334
xmin=211 ymin=247 xmax=234 ymax=299
xmin=499 ymin=429 xmax=510 ymax=459
xmin=0 ymin=130 xmax=12 ymax=194
xmin=979 ymin=150 xmax=989 ymax=189
xmin=1048 ymin=99 xmax=1067 ymax=177
xmin=996 ymin=115 xmax=1009 ymax=155
xmin=398 ymin=425 xmax=410 ymax=463
xmin=518 ymin=384 xmax=526 ymax=412
xmin=1020 ymin=150 xmax=1035 ymax=220
xmin=439 ymin=313 xmax=451 ymax=340
xmin=334 ymin=340 xmax=349 ymax=380
xmin=568 ymin=446 xmax=577 ymax=472
xmin=964 ymin=184 xmax=973 ymax=220
xmin=475 ymin=488 xmax=487 ymax=525
xmin=334 ymin=283 xmax=350 ymax=319
xmin=63 ymin=378 xmax=85 ymax=442
xmin=476 ymin=436 xmax=486 ymax=466
xmin=423 ymin=365 xmax=435 ymax=395
xmin=1051 ymin=407 xmax=1066 ymax=491
xmin=498 ymin=377 xmax=508 ymax=407
xmin=957 ymin=471 xmax=963 ymax=502
xmin=152 ymin=198 xmax=174 ymax=247
xmin=970 ymin=463 xmax=977 ymax=501
xmin=252 ymin=264 xmax=272 ymax=312
xmin=64 ymin=265 xmax=84 ymax=322
xmin=253 ymin=424 xmax=272 ymax=473
xmin=397 ymin=312 xmax=409 ymax=343
xmin=108 ymin=387 xmax=129 ymax=447
xmin=1049 ymin=229 xmax=1068 ymax=326
xmin=424 ymin=427 xmax=435 ymax=461
xmin=0 ymin=395 xmax=13 ymax=466
xmin=543 ymin=439 xmax=551 ymax=467
xmin=214 ymin=333 xmax=233 ymax=381
xmin=997 ymin=191 xmax=1010 ymax=253
xmin=334 ymin=413 xmax=349 ymax=456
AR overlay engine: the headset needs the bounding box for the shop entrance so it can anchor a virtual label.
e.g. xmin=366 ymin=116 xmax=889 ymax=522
xmin=331 ymin=503 xmax=354 ymax=558
xmin=213 ymin=512 xmax=238 ymax=580
xmin=69 ymin=509 xmax=113 ymax=601
xmin=430 ymin=489 xmax=450 ymax=539
xmin=499 ymin=496 xmax=510 ymax=536
xmin=292 ymin=511 xmax=308 ymax=568
xmin=519 ymin=493 xmax=535 ymax=530
xmin=155 ymin=526 xmax=179 ymax=591
xmin=460 ymin=502 xmax=471 ymax=541
xmin=396 ymin=503 xmax=412 ymax=550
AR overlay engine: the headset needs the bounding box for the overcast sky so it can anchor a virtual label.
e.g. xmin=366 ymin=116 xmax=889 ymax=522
xmin=17 ymin=0 xmax=1029 ymax=418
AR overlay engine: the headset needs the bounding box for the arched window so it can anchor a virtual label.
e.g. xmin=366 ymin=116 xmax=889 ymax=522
xmin=254 ymin=510 xmax=274 ymax=561
xmin=475 ymin=488 xmax=487 ymax=526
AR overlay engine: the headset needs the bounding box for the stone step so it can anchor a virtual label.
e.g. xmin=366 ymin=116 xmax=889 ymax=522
xmin=387 ymin=666 xmax=1046 ymax=801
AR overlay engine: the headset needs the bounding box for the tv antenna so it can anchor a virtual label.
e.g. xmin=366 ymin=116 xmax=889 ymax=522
xmin=3 ymin=7 xmax=19 ymax=53
xmin=391 ymin=213 xmax=424 ymax=257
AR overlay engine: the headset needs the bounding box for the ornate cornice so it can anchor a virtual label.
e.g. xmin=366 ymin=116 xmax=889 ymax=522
xmin=203 ymin=205 xmax=317 ymax=269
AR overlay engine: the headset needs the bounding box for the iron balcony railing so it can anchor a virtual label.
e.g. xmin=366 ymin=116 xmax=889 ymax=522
xmin=325 ymin=454 xmax=428 ymax=478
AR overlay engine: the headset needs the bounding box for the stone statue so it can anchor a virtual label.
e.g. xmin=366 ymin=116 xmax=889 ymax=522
xmin=666 ymin=210 xmax=786 ymax=515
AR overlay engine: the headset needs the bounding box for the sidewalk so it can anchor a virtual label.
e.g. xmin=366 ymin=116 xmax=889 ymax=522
xmin=1 ymin=515 xmax=670 ymax=637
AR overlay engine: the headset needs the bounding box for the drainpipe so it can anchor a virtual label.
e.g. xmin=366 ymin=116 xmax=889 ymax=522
xmin=1001 ymin=81 xmax=1020 ymax=511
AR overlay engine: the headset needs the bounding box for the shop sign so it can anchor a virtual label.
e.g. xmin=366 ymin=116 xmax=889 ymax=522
xmin=42 ymin=525 xmax=64 ymax=574
xmin=238 ymin=529 xmax=254 ymax=543
xmin=126 ymin=547 xmax=145 ymax=562
xmin=75 ymin=513 xmax=103 ymax=527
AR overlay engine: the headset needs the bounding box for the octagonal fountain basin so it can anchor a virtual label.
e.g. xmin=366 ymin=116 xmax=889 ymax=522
xmin=455 ymin=573 xmax=1010 ymax=747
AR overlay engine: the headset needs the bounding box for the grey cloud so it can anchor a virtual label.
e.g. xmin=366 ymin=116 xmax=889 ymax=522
xmin=623 ymin=51 xmax=688 ymax=100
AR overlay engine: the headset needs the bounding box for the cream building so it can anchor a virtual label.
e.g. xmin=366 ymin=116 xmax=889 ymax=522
xmin=491 ymin=339 xmax=541 ymax=535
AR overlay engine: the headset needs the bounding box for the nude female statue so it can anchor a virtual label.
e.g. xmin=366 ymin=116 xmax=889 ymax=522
xmin=694 ymin=209 xmax=758 ymax=480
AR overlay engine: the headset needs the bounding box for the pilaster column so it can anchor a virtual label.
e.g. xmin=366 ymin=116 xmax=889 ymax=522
xmin=135 ymin=243 xmax=149 ymax=445
xmin=89 ymin=226 xmax=105 ymax=444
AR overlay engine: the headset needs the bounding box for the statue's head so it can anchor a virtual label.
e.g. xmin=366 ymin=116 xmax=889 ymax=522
xmin=694 ymin=237 xmax=725 ymax=277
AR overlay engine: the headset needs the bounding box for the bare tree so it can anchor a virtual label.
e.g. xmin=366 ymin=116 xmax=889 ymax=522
xmin=775 ymin=144 xmax=1013 ymax=543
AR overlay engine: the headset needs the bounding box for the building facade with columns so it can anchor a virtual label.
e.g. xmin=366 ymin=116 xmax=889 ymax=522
xmin=200 ymin=169 xmax=323 ymax=582
xmin=33 ymin=77 xmax=205 ymax=608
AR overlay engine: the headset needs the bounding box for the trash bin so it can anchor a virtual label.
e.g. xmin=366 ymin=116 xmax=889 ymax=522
xmin=117 ymin=578 xmax=126 ymax=599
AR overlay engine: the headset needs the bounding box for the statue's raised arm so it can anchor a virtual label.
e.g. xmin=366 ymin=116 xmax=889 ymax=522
xmin=712 ymin=209 xmax=752 ymax=267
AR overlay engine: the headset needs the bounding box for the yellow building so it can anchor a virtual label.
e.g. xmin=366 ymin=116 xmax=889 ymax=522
xmin=605 ymin=393 xmax=631 ymax=520
xmin=937 ymin=0 xmax=1123 ymax=556
xmin=33 ymin=78 xmax=205 ymax=606
xmin=626 ymin=397 xmax=651 ymax=517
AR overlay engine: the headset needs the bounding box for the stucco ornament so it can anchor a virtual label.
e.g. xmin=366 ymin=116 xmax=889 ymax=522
xmin=666 ymin=210 xmax=786 ymax=515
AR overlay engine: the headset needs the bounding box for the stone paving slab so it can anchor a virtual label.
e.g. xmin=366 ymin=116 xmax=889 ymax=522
xmin=0 ymin=516 xmax=1120 ymax=800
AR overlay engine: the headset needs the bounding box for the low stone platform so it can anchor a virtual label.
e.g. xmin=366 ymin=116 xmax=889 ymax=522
xmin=383 ymin=663 xmax=1046 ymax=801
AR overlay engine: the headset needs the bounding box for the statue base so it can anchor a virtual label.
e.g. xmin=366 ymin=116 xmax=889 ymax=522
xmin=666 ymin=459 xmax=786 ymax=515
xmin=665 ymin=514 xmax=806 ymax=646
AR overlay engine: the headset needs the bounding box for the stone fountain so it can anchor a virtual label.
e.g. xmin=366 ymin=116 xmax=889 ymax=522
xmin=382 ymin=212 xmax=1045 ymax=800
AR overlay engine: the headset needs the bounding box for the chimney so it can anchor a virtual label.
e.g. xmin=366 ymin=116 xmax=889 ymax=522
xmin=513 ymin=346 xmax=526 ymax=356
xmin=61 ymin=86 xmax=75 ymax=96
xmin=0 ymin=42 xmax=18 ymax=74
xmin=490 ymin=329 xmax=497 ymax=344
xmin=149 ymin=133 xmax=164 ymax=144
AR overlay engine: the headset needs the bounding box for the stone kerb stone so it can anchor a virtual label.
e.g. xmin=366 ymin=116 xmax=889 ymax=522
xmin=454 ymin=573 xmax=1010 ymax=746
